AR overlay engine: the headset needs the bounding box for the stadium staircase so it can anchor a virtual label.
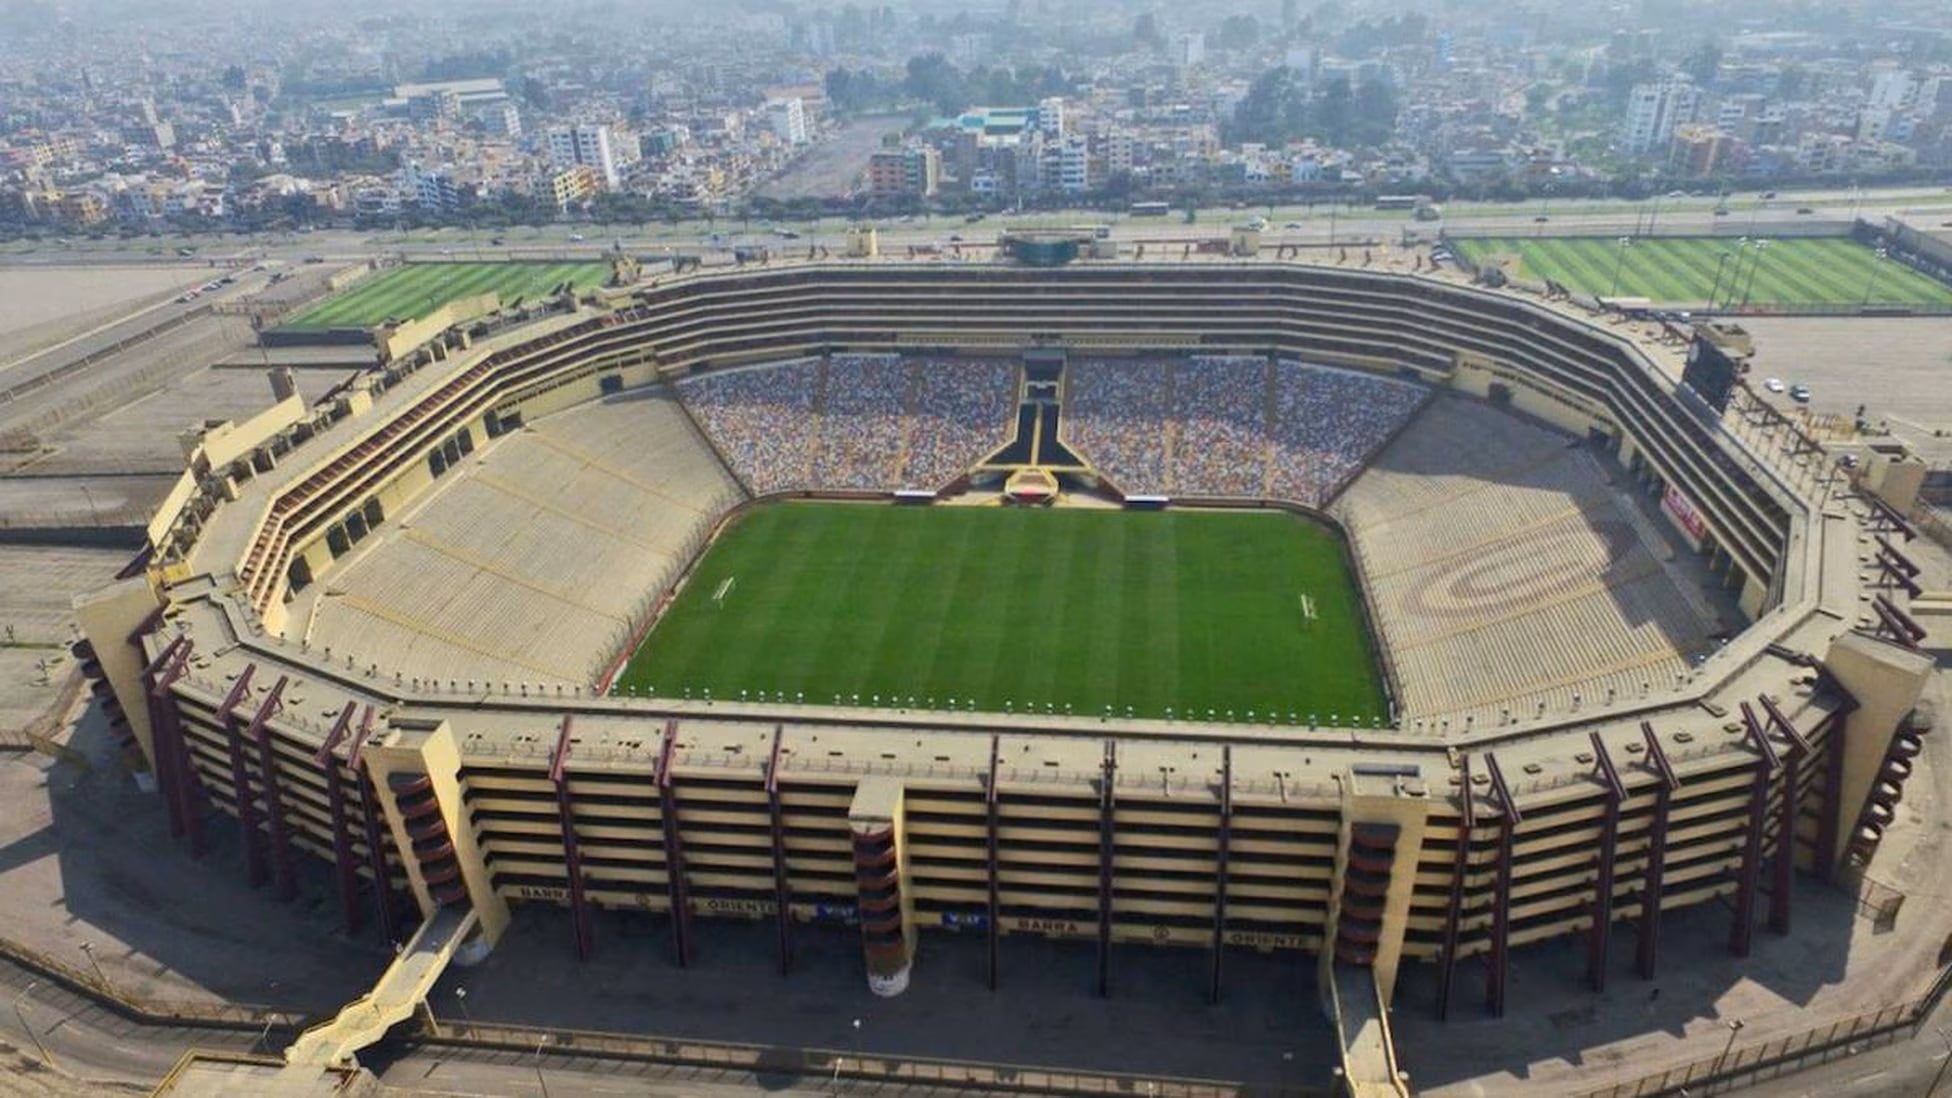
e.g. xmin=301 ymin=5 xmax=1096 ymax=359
xmin=284 ymin=906 xmax=477 ymax=1067
xmin=1260 ymin=360 xmax=1280 ymax=497
xmin=1328 ymin=963 xmax=1412 ymax=1098
xmin=1160 ymin=361 xmax=1180 ymax=493
xmin=893 ymin=359 xmax=921 ymax=477
xmin=803 ymin=356 xmax=831 ymax=485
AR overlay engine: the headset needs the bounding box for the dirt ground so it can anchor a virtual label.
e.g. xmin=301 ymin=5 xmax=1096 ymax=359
xmin=0 ymin=267 xmax=206 ymax=359
xmin=756 ymin=116 xmax=908 ymax=201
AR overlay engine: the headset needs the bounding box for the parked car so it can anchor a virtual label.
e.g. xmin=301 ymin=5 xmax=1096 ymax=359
xmin=1795 ymin=207 xmax=1815 ymax=215
xmin=1764 ymin=377 xmax=1785 ymax=393
xmin=1532 ymin=215 xmax=1550 ymax=223
xmin=1789 ymin=385 xmax=1813 ymax=404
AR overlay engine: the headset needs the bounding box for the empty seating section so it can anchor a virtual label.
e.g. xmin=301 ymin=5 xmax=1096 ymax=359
xmin=1269 ymin=362 xmax=1429 ymax=506
xmin=902 ymin=358 xmax=1019 ymax=489
xmin=1173 ymin=355 xmax=1271 ymax=497
xmin=1065 ymin=358 xmax=1174 ymax=494
xmin=814 ymin=354 xmax=910 ymax=490
xmin=305 ymin=395 xmax=738 ymax=687
xmin=1067 ymin=356 xmax=1425 ymax=506
xmin=1336 ymin=399 xmax=1714 ymax=724
xmin=678 ymin=358 xmax=821 ymax=495
xmin=680 ymin=354 xmax=1019 ymax=494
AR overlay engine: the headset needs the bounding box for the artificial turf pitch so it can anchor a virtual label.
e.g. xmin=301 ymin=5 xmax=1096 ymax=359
xmin=280 ymin=261 xmax=610 ymax=330
xmin=1449 ymin=235 xmax=1952 ymax=308
xmin=616 ymin=502 xmax=1388 ymax=723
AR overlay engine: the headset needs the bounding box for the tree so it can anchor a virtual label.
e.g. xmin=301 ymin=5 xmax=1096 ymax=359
xmin=1349 ymin=78 xmax=1399 ymax=147
xmin=904 ymin=53 xmax=969 ymax=115
xmin=1215 ymin=15 xmax=1262 ymax=50
xmin=1684 ymin=39 xmax=1722 ymax=88
xmin=1228 ymin=66 xmax=1308 ymax=146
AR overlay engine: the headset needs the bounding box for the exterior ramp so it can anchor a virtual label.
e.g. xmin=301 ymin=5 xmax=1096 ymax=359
xmin=285 ymin=907 xmax=477 ymax=1068
xmin=1328 ymin=963 xmax=1412 ymax=1097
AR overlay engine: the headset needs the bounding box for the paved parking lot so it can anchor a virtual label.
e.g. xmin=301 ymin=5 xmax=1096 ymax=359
xmin=1739 ymin=316 xmax=1952 ymax=460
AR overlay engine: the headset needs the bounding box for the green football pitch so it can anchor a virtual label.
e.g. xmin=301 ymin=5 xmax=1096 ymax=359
xmin=280 ymin=262 xmax=609 ymax=330
xmin=615 ymin=502 xmax=1388 ymax=723
xmin=1449 ymin=235 xmax=1952 ymax=308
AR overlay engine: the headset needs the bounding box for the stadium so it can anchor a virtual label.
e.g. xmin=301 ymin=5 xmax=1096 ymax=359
xmin=74 ymin=256 xmax=1935 ymax=1093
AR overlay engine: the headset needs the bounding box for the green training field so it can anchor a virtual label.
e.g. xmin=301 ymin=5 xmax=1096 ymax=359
xmin=280 ymin=262 xmax=609 ymax=330
xmin=616 ymin=502 xmax=1388 ymax=723
xmin=1449 ymin=235 xmax=1952 ymax=308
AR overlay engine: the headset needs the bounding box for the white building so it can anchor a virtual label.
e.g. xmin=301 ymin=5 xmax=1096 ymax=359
xmin=1105 ymin=131 xmax=1135 ymax=177
xmin=1177 ymin=31 xmax=1206 ymax=67
xmin=765 ymin=98 xmax=808 ymax=146
xmin=1868 ymin=69 xmax=1916 ymax=112
xmin=1623 ymin=82 xmax=1701 ymax=156
xmin=546 ymin=124 xmax=634 ymax=190
xmin=1057 ymin=134 xmax=1089 ymax=192
xmin=1037 ymin=96 xmax=1065 ymax=139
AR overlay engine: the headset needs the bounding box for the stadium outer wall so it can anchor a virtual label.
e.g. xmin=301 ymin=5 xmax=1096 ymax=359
xmin=78 ymin=261 xmax=1934 ymax=1047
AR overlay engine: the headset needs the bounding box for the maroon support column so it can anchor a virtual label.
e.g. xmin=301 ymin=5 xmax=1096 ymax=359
xmin=347 ymin=707 xmax=401 ymax=947
xmin=1762 ymin=697 xmax=1811 ymax=935
xmin=215 ymin=666 xmax=267 ymax=888
xmin=1637 ymin=722 xmax=1680 ymax=980
xmin=1208 ymin=745 xmax=1232 ymax=1005
xmin=551 ymin=715 xmax=595 ymax=961
xmin=766 ymin=724 xmax=793 ymax=976
xmin=1730 ymin=704 xmax=1781 ymax=959
xmin=1095 ymin=741 xmax=1117 ymax=999
xmin=139 ymin=637 xmax=190 ymax=841
xmin=1436 ymin=755 xmax=1475 ymax=1021
xmin=657 ymin=720 xmax=693 ymax=968
xmin=1814 ymin=709 xmax=1848 ymax=882
xmin=985 ymin=733 xmax=1001 ymax=992
xmin=315 ymin=704 xmax=362 ymax=932
xmin=1588 ymin=732 xmax=1626 ymax=993
xmin=1484 ymin=754 xmax=1522 ymax=1018
xmin=246 ymin=676 xmax=296 ymax=901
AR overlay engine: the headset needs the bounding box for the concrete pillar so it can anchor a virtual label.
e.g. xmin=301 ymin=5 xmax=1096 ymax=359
xmin=1821 ymin=633 xmax=1936 ymax=878
xmin=849 ymin=776 xmax=915 ymax=997
xmin=1321 ymin=766 xmax=1431 ymax=1010
xmin=74 ymin=578 xmax=166 ymax=770
xmin=363 ymin=718 xmax=511 ymax=949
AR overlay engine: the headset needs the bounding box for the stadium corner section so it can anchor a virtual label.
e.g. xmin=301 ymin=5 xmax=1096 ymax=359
xmin=284 ymin=717 xmax=509 ymax=1068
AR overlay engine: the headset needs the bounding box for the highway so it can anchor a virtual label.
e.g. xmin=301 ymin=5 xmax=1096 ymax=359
xmin=2 ymin=184 xmax=1946 ymax=271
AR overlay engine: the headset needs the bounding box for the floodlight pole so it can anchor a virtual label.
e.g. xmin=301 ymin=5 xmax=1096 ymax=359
xmin=1708 ymin=252 xmax=1733 ymax=312
xmin=1739 ymin=240 xmax=1768 ymax=308
xmin=1860 ymin=249 xmax=1887 ymax=308
xmin=1608 ymin=237 xmax=1632 ymax=298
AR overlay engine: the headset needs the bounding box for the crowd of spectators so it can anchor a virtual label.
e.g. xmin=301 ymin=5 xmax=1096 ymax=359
xmin=1065 ymin=358 xmax=1175 ymax=494
xmin=681 ymin=354 xmax=1018 ymax=494
xmin=814 ymin=354 xmax=911 ymax=490
xmin=902 ymin=359 xmax=1020 ymax=489
xmin=1174 ymin=355 xmax=1272 ymax=496
xmin=1269 ymin=361 xmax=1429 ymax=506
xmin=1064 ymin=355 xmax=1427 ymax=505
xmin=677 ymin=358 xmax=820 ymax=494
xmin=681 ymin=352 xmax=1422 ymax=503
